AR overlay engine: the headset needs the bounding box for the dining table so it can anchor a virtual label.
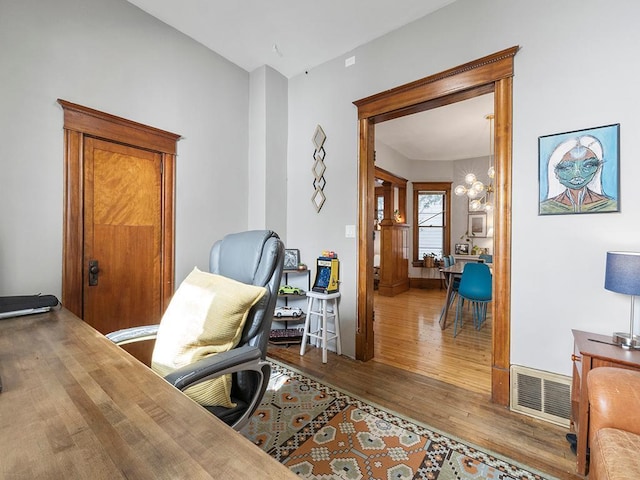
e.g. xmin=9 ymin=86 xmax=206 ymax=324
xmin=439 ymin=261 xmax=492 ymax=329
xmin=438 ymin=263 xmax=466 ymax=329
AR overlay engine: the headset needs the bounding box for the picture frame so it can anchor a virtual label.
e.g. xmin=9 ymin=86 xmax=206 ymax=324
xmin=454 ymin=243 xmax=470 ymax=255
xmin=284 ymin=249 xmax=300 ymax=270
xmin=468 ymin=213 xmax=487 ymax=238
xmin=538 ymin=123 xmax=620 ymax=215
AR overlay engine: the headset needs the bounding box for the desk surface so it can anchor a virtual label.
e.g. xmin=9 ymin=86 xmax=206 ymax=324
xmin=0 ymin=308 xmax=297 ymax=479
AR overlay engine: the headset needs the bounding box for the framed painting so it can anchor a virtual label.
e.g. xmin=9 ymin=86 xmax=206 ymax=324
xmin=539 ymin=123 xmax=620 ymax=215
xmin=455 ymin=243 xmax=469 ymax=255
xmin=284 ymin=249 xmax=300 ymax=270
xmin=468 ymin=213 xmax=487 ymax=238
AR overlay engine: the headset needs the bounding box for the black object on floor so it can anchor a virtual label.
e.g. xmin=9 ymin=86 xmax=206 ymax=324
xmin=566 ymin=433 xmax=589 ymax=457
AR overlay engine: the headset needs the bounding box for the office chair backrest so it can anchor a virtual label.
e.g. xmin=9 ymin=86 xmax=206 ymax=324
xmin=209 ymin=230 xmax=284 ymax=357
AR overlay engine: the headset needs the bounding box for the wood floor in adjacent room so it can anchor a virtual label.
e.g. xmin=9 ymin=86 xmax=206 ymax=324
xmin=268 ymin=288 xmax=580 ymax=480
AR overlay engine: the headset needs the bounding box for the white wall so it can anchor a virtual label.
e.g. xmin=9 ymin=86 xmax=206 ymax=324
xmin=248 ymin=65 xmax=288 ymax=236
xmin=248 ymin=67 xmax=267 ymax=230
xmin=4 ymin=0 xmax=640 ymax=378
xmin=264 ymin=68 xmax=288 ymax=237
xmin=286 ymin=0 xmax=640 ymax=375
xmin=0 ymin=0 xmax=254 ymax=295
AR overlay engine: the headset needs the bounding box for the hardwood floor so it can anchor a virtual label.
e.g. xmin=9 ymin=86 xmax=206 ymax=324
xmin=373 ymin=288 xmax=492 ymax=394
xmin=267 ymin=287 xmax=580 ymax=480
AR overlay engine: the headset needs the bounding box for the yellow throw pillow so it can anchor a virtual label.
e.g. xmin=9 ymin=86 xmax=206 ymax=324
xmin=151 ymin=267 xmax=266 ymax=408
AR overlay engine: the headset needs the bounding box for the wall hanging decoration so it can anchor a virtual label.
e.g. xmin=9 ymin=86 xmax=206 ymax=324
xmin=311 ymin=125 xmax=327 ymax=212
xmin=454 ymin=243 xmax=470 ymax=255
xmin=283 ymin=249 xmax=300 ymax=270
xmin=538 ymin=123 xmax=620 ymax=215
xmin=468 ymin=212 xmax=488 ymax=237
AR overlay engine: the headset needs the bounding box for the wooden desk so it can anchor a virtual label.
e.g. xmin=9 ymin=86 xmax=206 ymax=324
xmin=571 ymin=329 xmax=640 ymax=476
xmin=0 ymin=308 xmax=297 ymax=479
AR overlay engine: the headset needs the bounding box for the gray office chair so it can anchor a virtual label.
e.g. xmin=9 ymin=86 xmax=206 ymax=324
xmin=107 ymin=230 xmax=284 ymax=430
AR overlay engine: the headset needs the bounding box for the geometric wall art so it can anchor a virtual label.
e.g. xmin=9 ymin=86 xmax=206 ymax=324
xmin=311 ymin=124 xmax=327 ymax=212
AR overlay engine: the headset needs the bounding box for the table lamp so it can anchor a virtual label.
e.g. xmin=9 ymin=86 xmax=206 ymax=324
xmin=604 ymin=251 xmax=640 ymax=349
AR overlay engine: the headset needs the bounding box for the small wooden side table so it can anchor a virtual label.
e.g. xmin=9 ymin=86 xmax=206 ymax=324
xmin=571 ymin=329 xmax=640 ymax=475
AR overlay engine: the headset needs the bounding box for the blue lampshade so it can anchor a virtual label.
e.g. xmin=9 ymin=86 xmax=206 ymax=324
xmin=605 ymin=251 xmax=640 ymax=296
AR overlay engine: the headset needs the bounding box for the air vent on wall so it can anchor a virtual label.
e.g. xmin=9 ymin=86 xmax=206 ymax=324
xmin=510 ymin=365 xmax=571 ymax=427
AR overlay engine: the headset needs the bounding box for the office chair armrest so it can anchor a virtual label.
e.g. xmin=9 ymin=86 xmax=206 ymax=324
xmin=105 ymin=325 xmax=160 ymax=346
xmin=164 ymin=345 xmax=262 ymax=391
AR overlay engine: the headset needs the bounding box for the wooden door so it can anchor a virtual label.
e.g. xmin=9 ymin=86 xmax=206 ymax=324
xmin=83 ymin=138 xmax=163 ymax=334
xmin=59 ymin=100 xmax=180 ymax=347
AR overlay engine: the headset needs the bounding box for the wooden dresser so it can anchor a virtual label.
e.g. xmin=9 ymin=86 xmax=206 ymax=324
xmin=571 ymin=329 xmax=640 ymax=475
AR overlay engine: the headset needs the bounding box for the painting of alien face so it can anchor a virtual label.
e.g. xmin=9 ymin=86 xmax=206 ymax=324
xmin=538 ymin=124 xmax=619 ymax=215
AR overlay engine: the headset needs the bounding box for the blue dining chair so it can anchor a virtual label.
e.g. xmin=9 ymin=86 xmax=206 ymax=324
xmin=441 ymin=255 xmax=460 ymax=309
xmin=479 ymin=253 xmax=493 ymax=263
xmin=453 ymin=262 xmax=492 ymax=337
xmin=440 ymin=255 xmax=451 ymax=290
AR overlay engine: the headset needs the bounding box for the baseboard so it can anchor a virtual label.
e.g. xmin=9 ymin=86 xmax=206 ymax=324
xmin=409 ymin=277 xmax=442 ymax=289
xmin=378 ymin=280 xmax=409 ymax=296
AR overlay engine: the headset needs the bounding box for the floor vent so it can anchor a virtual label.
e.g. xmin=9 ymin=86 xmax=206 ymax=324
xmin=510 ymin=365 xmax=571 ymax=427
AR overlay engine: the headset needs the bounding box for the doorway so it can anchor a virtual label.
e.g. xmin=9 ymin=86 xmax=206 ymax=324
xmin=353 ymin=46 xmax=518 ymax=405
xmin=373 ymin=95 xmax=493 ymax=393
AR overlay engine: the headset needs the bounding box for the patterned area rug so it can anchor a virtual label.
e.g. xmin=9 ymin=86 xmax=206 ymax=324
xmin=240 ymin=360 xmax=556 ymax=480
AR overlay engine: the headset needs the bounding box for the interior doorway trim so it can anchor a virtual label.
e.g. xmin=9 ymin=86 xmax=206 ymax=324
xmin=353 ymin=46 xmax=518 ymax=405
xmin=58 ymin=99 xmax=181 ymax=318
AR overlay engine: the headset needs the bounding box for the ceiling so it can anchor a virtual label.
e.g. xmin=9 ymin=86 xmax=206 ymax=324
xmin=126 ymin=0 xmax=491 ymax=161
xmin=126 ymin=0 xmax=456 ymax=78
xmin=376 ymin=93 xmax=495 ymax=161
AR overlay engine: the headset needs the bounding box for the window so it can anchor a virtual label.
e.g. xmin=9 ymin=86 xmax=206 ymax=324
xmin=376 ymin=194 xmax=384 ymax=225
xmin=412 ymin=182 xmax=451 ymax=262
xmin=417 ymin=192 xmax=444 ymax=257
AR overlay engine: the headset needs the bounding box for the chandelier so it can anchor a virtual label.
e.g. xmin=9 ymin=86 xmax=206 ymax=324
xmin=454 ymin=114 xmax=495 ymax=212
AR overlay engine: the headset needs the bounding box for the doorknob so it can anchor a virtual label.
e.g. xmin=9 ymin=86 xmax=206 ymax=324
xmin=88 ymin=260 xmax=99 ymax=286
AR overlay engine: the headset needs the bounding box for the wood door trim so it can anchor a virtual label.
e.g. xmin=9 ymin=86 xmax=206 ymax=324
xmin=354 ymin=47 xmax=517 ymax=119
xmin=375 ymin=166 xmax=408 ymax=185
xmin=58 ymin=100 xmax=180 ymax=154
xmin=353 ymin=46 xmax=518 ymax=405
xmin=58 ymin=99 xmax=179 ymax=318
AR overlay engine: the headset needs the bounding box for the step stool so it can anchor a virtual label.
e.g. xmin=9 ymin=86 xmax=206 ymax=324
xmin=300 ymin=291 xmax=341 ymax=363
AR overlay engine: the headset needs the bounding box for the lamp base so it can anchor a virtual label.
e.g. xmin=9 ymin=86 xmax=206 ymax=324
xmin=613 ymin=332 xmax=640 ymax=349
